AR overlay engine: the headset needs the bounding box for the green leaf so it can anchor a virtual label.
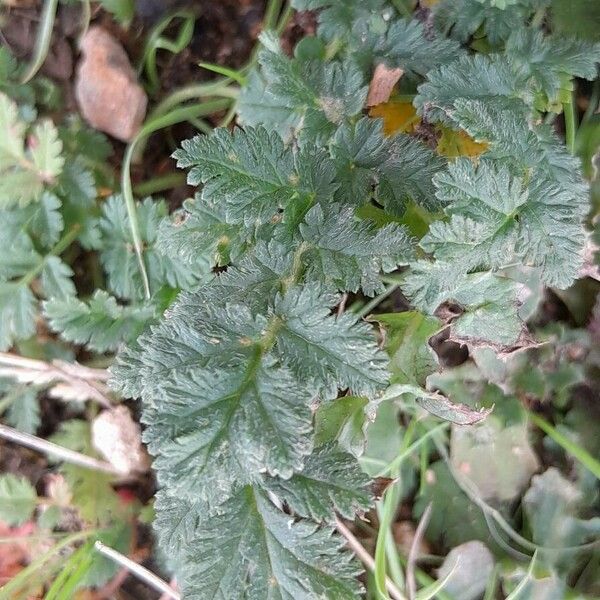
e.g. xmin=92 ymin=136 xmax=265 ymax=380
xmin=0 ymin=473 xmax=37 ymax=525
xmin=433 ymin=0 xmax=531 ymax=45
xmin=415 ymin=461 xmax=493 ymax=551
xmin=173 ymin=127 xmax=337 ymax=226
xmin=299 ymin=203 xmax=413 ymax=295
xmin=50 ymin=421 xmax=122 ymax=525
xmin=0 ymin=283 xmax=37 ymax=350
xmin=331 ymin=118 xmax=446 ymax=214
xmin=550 ymin=0 xmax=600 ymax=41
xmin=162 ymin=486 xmax=363 ymax=600
xmin=156 ymin=195 xmax=244 ymax=271
xmin=5 ymin=386 xmax=40 ymax=434
xmin=505 ymin=28 xmax=600 ymax=101
xmin=437 ymin=541 xmax=495 ymax=600
xmin=40 ymin=256 xmax=75 ymax=299
xmin=144 ymin=356 xmax=313 ymax=504
xmin=523 ymin=468 xmax=600 ymax=553
xmin=374 ymin=18 xmax=463 ymax=77
xmin=26 ymin=191 xmax=64 ymax=247
xmin=99 ymin=195 xmax=199 ymax=300
xmin=421 ymin=158 xmax=585 ymax=287
xmin=264 ymin=444 xmax=371 ymax=521
xmin=239 ymin=33 xmax=367 ymax=144
xmin=0 ymin=216 xmax=40 ymax=279
xmin=58 ymin=162 xmax=101 ymax=250
xmin=44 ymin=290 xmax=155 ymax=352
xmin=404 ymin=261 xmax=524 ymax=345
xmin=98 ymin=0 xmax=134 ymax=25
xmin=314 ymin=395 xmax=369 ymax=456
xmin=29 ymin=119 xmax=64 ymax=181
xmin=273 ymin=282 xmax=389 ymax=395
xmin=450 ymin=416 xmax=539 ymax=502
xmin=375 ymin=311 xmax=440 ymax=386
xmin=415 ymin=54 xmax=528 ymax=125
xmin=0 ymin=93 xmax=64 ymax=208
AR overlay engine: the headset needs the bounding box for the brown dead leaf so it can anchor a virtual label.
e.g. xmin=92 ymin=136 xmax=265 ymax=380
xmin=366 ymin=63 xmax=404 ymax=107
xmin=416 ymin=391 xmax=493 ymax=425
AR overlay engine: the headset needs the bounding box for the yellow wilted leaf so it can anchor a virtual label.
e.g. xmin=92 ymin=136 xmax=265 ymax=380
xmin=369 ymin=100 xmax=420 ymax=136
xmin=436 ymin=127 xmax=489 ymax=158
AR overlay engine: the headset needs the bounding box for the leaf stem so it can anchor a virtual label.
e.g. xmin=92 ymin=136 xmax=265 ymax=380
xmin=133 ymin=172 xmax=187 ymax=197
xmin=94 ymin=541 xmax=181 ymax=599
xmin=0 ymin=423 xmax=121 ymax=475
xmin=21 ymin=0 xmax=59 ymax=83
xmin=0 ymin=530 xmax=98 ymax=597
xmin=528 ymin=411 xmax=600 ymax=479
xmin=564 ymin=89 xmax=578 ymax=155
xmin=357 ymin=283 xmax=400 ymax=318
xmin=19 ymin=224 xmax=81 ymax=286
xmin=121 ymin=98 xmax=232 ymax=300
xmin=334 ymin=517 xmax=407 ymax=600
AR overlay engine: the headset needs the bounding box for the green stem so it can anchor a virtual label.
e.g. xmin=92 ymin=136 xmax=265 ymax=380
xmin=21 ymin=0 xmax=59 ymax=83
xmin=151 ymin=81 xmax=239 ymax=118
xmin=0 ymin=530 xmax=98 ymax=597
xmin=531 ymin=6 xmax=546 ymax=28
xmin=397 ymin=555 xmax=454 ymax=600
xmin=528 ymin=411 xmax=600 ymax=479
xmin=122 ymin=98 xmax=232 ymax=300
xmin=133 ymin=172 xmax=187 ymax=197
xmin=564 ymin=89 xmax=578 ymax=154
xmin=263 ymin=0 xmax=284 ymax=30
xmin=357 ymin=284 xmax=400 ymax=318
xmin=391 ymin=0 xmax=412 ymax=18
xmin=20 ymin=224 xmax=81 ymax=286
xmin=276 ymin=4 xmax=295 ymax=35
xmin=374 ymin=418 xmax=418 ymax=599
xmin=582 ymin=79 xmax=600 ymax=125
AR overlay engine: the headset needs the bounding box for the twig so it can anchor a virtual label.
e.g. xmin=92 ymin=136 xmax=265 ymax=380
xmin=0 ymin=352 xmax=112 ymax=408
xmin=407 ymin=502 xmax=432 ymax=600
xmin=159 ymin=579 xmax=179 ymax=600
xmin=335 ymin=516 xmax=407 ymax=600
xmin=94 ymin=542 xmax=181 ymax=600
xmin=0 ymin=424 xmax=121 ymax=475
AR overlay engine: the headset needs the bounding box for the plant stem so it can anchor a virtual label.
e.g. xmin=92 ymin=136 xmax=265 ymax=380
xmin=391 ymin=0 xmax=412 ymax=18
xmin=564 ymin=89 xmax=578 ymax=154
xmin=121 ymin=98 xmax=232 ymax=300
xmin=357 ymin=284 xmax=400 ymax=318
xmin=263 ymin=0 xmax=284 ymax=30
xmin=528 ymin=411 xmax=600 ymax=479
xmin=20 ymin=224 xmax=81 ymax=286
xmin=133 ymin=172 xmax=187 ymax=197
xmin=0 ymin=530 xmax=98 ymax=598
xmin=21 ymin=0 xmax=59 ymax=83
xmin=334 ymin=517 xmax=407 ymax=600
xmin=95 ymin=542 xmax=181 ymax=600
xmin=276 ymin=4 xmax=295 ymax=35
xmin=151 ymin=82 xmax=239 ymax=118
xmin=0 ymin=423 xmax=121 ymax=475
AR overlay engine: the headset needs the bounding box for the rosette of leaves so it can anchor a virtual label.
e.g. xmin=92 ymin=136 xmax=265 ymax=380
xmin=110 ymin=0 xmax=598 ymax=596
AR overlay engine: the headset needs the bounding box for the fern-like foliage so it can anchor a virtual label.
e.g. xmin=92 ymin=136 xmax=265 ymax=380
xmin=109 ymin=1 xmax=598 ymax=596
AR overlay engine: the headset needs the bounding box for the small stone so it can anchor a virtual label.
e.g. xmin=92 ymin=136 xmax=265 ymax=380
xmin=92 ymin=406 xmax=149 ymax=474
xmin=75 ymin=26 xmax=147 ymax=142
